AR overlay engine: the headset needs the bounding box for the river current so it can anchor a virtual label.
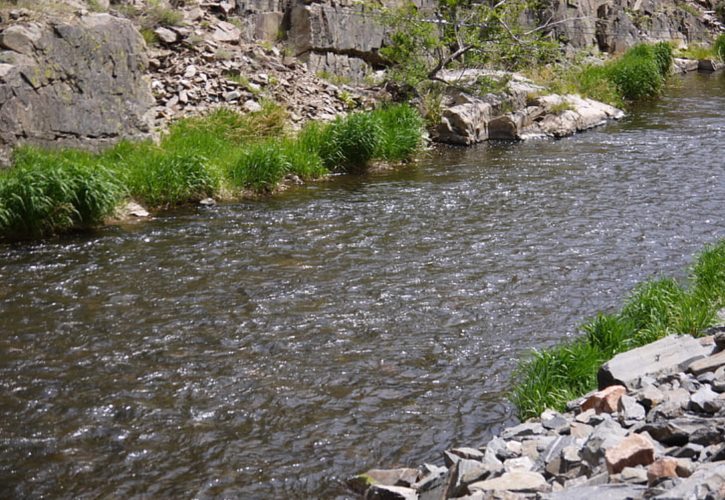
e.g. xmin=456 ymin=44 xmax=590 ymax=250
xmin=1 ymin=71 xmax=724 ymax=498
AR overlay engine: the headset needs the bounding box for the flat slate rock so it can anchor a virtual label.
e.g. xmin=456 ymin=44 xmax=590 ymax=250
xmin=541 ymin=484 xmax=647 ymax=500
xmin=598 ymin=335 xmax=710 ymax=390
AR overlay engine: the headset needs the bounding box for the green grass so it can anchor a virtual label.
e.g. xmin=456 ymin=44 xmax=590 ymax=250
xmin=714 ymin=34 xmax=725 ymax=62
xmin=0 ymin=147 xmax=124 ymax=239
xmin=529 ymin=42 xmax=673 ymax=107
xmin=0 ymin=104 xmax=425 ymax=240
xmin=512 ymin=239 xmax=725 ymax=419
xmin=371 ymin=104 xmax=425 ymax=162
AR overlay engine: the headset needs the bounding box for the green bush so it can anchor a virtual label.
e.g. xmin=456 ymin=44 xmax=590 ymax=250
xmin=372 ymin=104 xmax=424 ymax=162
xmin=608 ymin=44 xmax=664 ymax=100
xmin=512 ymin=239 xmax=725 ymax=419
xmin=0 ymin=147 xmax=123 ymax=239
xmin=121 ymin=151 xmax=219 ymax=207
xmin=652 ymin=42 xmax=674 ymax=75
xmin=228 ymin=141 xmax=289 ymax=191
xmin=320 ymin=112 xmax=382 ymax=173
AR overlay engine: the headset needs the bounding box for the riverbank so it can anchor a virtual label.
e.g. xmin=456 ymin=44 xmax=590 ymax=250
xmin=352 ymin=240 xmax=725 ymax=499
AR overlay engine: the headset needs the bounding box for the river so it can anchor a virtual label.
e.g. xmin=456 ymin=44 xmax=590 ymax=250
xmin=1 ymin=71 xmax=724 ymax=498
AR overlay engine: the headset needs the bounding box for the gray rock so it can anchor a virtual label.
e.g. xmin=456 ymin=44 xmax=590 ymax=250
xmin=412 ymin=464 xmax=447 ymax=493
xmin=688 ymin=350 xmax=725 ymax=376
xmin=449 ymin=447 xmax=484 ymax=462
xmin=635 ymin=384 xmax=666 ymax=411
xmin=445 ymin=458 xmax=497 ymax=498
xmin=243 ymin=99 xmax=262 ymax=113
xmin=154 ymin=27 xmax=178 ymax=44
xmin=667 ymin=443 xmax=704 ymax=459
xmin=0 ymin=15 xmax=154 ymax=163
xmin=365 ymin=484 xmax=418 ymax=500
xmin=598 ymin=335 xmax=710 ymax=390
xmin=689 ymin=386 xmax=722 ymax=414
xmin=212 ymin=21 xmax=241 ymax=43
xmin=348 ymin=468 xmax=419 ymax=494
xmin=468 ymin=471 xmax=550 ymax=494
xmin=485 ymin=437 xmax=520 ymax=461
xmin=503 ymin=456 xmax=535 ymax=473
xmin=541 ymin=484 xmax=647 ymax=500
xmin=434 ymin=96 xmax=492 ymax=145
xmin=581 ymin=419 xmax=627 ymax=468
xmin=618 ymin=395 xmax=646 ymax=423
xmin=652 ymin=462 xmax=725 ymax=499
xmin=541 ymin=409 xmax=571 ymax=434
xmin=501 ymin=422 xmax=545 ymax=440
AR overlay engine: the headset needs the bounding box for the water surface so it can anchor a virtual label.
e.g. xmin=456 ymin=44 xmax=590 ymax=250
xmin=1 ymin=71 xmax=724 ymax=498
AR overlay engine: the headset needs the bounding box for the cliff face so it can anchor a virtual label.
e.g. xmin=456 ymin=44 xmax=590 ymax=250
xmin=538 ymin=0 xmax=720 ymax=54
xmin=0 ymin=13 xmax=154 ymax=164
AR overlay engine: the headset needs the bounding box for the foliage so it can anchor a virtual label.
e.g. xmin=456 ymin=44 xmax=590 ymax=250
xmin=379 ymin=0 xmax=558 ymax=89
xmin=371 ymin=104 xmax=424 ymax=162
xmin=319 ymin=112 xmax=382 ymax=173
xmin=607 ymin=44 xmax=666 ymax=100
xmin=512 ymin=240 xmax=725 ymax=419
xmin=118 ymin=150 xmax=219 ymax=207
xmin=715 ymin=34 xmax=725 ymax=62
xmin=228 ymin=141 xmax=289 ymax=191
xmin=0 ymin=147 xmax=124 ymax=239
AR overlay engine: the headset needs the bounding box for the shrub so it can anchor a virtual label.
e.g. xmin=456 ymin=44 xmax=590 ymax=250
xmin=652 ymin=42 xmax=674 ymax=75
xmin=608 ymin=44 xmax=664 ymax=100
xmin=372 ymin=104 xmax=424 ymax=162
xmin=319 ymin=112 xmax=381 ymax=173
xmin=0 ymin=147 xmax=123 ymax=239
xmin=228 ymin=141 xmax=289 ymax=191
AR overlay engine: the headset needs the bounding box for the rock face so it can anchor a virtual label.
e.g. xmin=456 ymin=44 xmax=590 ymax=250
xmin=537 ymin=0 xmax=716 ymax=54
xmin=354 ymin=333 xmax=725 ymax=499
xmin=0 ymin=14 xmax=154 ymax=164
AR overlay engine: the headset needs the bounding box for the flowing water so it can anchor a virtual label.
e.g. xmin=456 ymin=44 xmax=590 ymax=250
xmin=1 ymin=71 xmax=724 ymax=498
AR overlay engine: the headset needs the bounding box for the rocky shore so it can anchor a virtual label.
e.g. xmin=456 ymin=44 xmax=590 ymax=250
xmin=351 ymin=326 xmax=725 ymax=499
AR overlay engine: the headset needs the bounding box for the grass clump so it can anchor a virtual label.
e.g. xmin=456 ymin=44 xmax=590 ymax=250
xmin=512 ymin=239 xmax=725 ymax=419
xmin=607 ymin=44 xmax=668 ymax=100
xmin=228 ymin=141 xmax=289 ymax=192
xmin=0 ymin=147 xmax=124 ymax=239
xmin=320 ymin=112 xmax=382 ymax=173
xmin=371 ymin=104 xmax=425 ymax=162
xmin=714 ymin=34 xmax=725 ymax=62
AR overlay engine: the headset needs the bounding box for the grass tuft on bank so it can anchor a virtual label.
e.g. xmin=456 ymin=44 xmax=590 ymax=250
xmin=512 ymin=239 xmax=725 ymax=420
xmin=530 ymin=42 xmax=674 ymax=107
xmin=0 ymin=103 xmax=425 ymax=240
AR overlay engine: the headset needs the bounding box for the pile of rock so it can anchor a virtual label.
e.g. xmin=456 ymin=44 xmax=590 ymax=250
xmin=140 ymin=6 xmax=373 ymax=129
xmin=351 ymin=331 xmax=725 ymax=499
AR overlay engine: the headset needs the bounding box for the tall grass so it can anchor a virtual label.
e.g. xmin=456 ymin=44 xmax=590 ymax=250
xmin=528 ymin=42 xmax=673 ymax=107
xmin=1 ymin=104 xmax=425 ymax=240
xmin=372 ymin=104 xmax=425 ymax=162
xmin=714 ymin=34 xmax=725 ymax=62
xmin=320 ymin=112 xmax=382 ymax=173
xmin=512 ymin=239 xmax=725 ymax=419
xmin=0 ymin=147 xmax=124 ymax=239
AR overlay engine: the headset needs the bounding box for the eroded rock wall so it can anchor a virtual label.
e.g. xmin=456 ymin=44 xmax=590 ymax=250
xmin=0 ymin=13 xmax=154 ymax=164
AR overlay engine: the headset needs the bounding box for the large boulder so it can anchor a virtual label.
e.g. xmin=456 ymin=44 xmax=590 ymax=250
xmin=0 ymin=14 xmax=154 ymax=164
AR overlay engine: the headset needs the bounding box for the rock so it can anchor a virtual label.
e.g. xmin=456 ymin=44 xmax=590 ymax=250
xmin=667 ymin=442 xmax=704 ymax=459
xmin=503 ymin=456 xmax=535 ymax=473
xmin=541 ymin=410 xmax=570 ymax=434
xmin=581 ymin=418 xmax=627 ymax=468
xmin=716 ymin=331 xmax=725 ymax=350
xmin=501 ymin=422 xmax=545 ymax=440
xmin=445 ymin=459 xmax=494 ymax=498
xmin=581 ymin=385 xmax=627 ymax=414
xmin=434 ymin=96 xmax=492 ymax=145
xmin=348 ymin=468 xmax=419 ymax=493
xmin=0 ymin=15 xmax=154 ymax=162
xmin=598 ymin=335 xmax=710 ymax=390
xmin=412 ymin=464 xmax=447 ymax=494
xmin=689 ymin=385 xmax=723 ymax=413
xmin=213 ymin=21 xmax=241 ymax=43
xmin=605 ymin=433 xmax=656 ymax=474
xmin=541 ymin=484 xmax=648 ymax=500
xmin=541 ymin=435 xmax=576 ymax=475
xmin=570 ymin=422 xmax=594 ymax=440
xmin=485 ymin=437 xmax=520 ymax=461
xmin=199 ymin=198 xmax=217 ymax=207
xmin=647 ymin=457 xmax=679 ymax=485
xmin=154 ymin=27 xmax=178 ymax=44
xmin=615 ymin=466 xmax=648 ymax=484
xmin=468 ymin=471 xmax=550 ymax=494
xmin=673 ymin=58 xmax=700 ymax=73
xmin=618 ymin=395 xmax=646 ymax=423
xmin=698 ymin=59 xmax=725 ymax=72
xmin=449 ymin=447 xmax=485 ymax=462
xmin=119 ymin=201 xmax=150 ymax=218
xmin=651 ymin=462 xmax=725 ymax=499
xmin=364 ymin=484 xmax=418 ymax=500
xmin=243 ymin=99 xmax=262 ymax=113
xmin=688 ymin=350 xmax=725 ymax=376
